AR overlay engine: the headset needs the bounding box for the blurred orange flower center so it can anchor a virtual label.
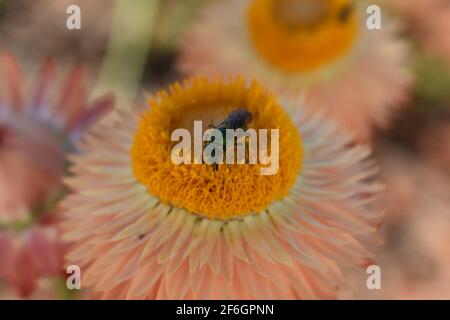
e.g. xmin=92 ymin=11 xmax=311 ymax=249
xmin=246 ymin=0 xmax=359 ymax=72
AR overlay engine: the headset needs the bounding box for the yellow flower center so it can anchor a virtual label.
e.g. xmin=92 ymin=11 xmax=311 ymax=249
xmin=246 ymin=0 xmax=359 ymax=72
xmin=131 ymin=78 xmax=303 ymax=220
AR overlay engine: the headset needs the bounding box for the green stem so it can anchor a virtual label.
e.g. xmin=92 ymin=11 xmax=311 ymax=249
xmin=93 ymin=0 xmax=160 ymax=111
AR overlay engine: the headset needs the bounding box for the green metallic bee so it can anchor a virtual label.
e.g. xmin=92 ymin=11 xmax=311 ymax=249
xmin=204 ymin=109 xmax=253 ymax=171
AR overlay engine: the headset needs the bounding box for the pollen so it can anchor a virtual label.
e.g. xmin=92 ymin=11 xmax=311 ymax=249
xmin=246 ymin=0 xmax=359 ymax=72
xmin=131 ymin=77 xmax=303 ymax=220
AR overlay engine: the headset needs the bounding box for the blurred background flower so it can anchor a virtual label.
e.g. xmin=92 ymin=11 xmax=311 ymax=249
xmin=0 ymin=53 xmax=112 ymax=297
xmin=179 ymin=0 xmax=412 ymax=141
xmin=341 ymin=146 xmax=450 ymax=299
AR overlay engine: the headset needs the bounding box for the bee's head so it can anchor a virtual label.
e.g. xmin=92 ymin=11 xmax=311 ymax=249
xmin=227 ymin=109 xmax=253 ymax=129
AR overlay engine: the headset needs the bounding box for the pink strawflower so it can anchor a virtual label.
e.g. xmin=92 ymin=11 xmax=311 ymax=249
xmin=61 ymin=77 xmax=383 ymax=299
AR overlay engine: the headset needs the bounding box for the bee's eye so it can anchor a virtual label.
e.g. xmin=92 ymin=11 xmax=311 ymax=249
xmin=338 ymin=3 xmax=353 ymax=23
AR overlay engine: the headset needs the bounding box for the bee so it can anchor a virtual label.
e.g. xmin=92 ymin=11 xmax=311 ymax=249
xmin=204 ymin=109 xmax=253 ymax=171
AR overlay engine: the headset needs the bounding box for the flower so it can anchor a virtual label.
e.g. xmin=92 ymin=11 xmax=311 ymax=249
xmin=62 ymin=77 xmax=383 ymax=299
xmin=178 ymin=0 xmax=412 ymax=141
xmin=0 ymin=53 xmax=113 ymax=296
xmin=391 ymin=0 xmax=450 ymax=65
xmin=0 ymin=224 xmax=62 ymax=297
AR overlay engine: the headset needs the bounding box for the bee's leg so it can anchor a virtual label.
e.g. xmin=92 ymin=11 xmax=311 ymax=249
xmin=234 ymin=140 xmax=251 ymax=164
xmin=212 ymin=163 xmax=218 ymax=171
